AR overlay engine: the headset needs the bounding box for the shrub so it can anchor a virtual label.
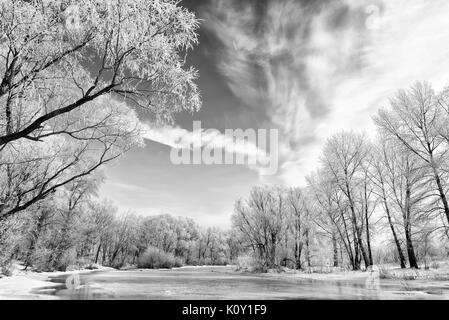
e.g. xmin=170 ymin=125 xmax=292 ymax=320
xmin=137 ymin=246 xmax=180 ymax=269
xmin=378 ymin=265 xmax=421 ymax=280
xmin=30 ymin=247 xmax=53 ymax=272
xmin=0 ymin=261 xmax=14 ymax=277
xmin=75 ymin=257 xmax=91 ymax=268
xmin=174 ymin=257 xmax=183 ymax=268
xmin=430 ymin=261 xmax=440 ymax=269
xmin=235 ymin=254 xmax=266 ymax=273
xmin=214 ymin=257 xmax=228 ymax=266
xmin=378 ymin=265 xmax=392 ymax=279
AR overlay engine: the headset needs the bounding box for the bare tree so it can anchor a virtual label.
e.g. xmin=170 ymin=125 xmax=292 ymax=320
xmin=285 ymin=187 xmax=306 ymax=269
xmin=308 ymin=170 xmax=358 ymax=269
xmin=108 ymin=213 xmax=139 ymax=268
xmin=321 ymin=131 xmax=372 ymax=269
xmin=374 ymin=82 xmax=449 ymax=228
xmin=85 ymin=199 xmax=116 ymax=264
xmin=379 ymin=141 xmax=430 ymax=268
xmin=0 ymin=101 xmax=140 ymax=220
xmin=370 ymin=138 xmax=407 ymax=268
xmin=232 ymin=186 xmax=287 ymax=269
xmin=0 ymin=0 xmax=200 ymax=145
xmin=46 ymin=174 xmax=100 ymax=271
xmin=0 ymin=0 xmax=201 ymax=219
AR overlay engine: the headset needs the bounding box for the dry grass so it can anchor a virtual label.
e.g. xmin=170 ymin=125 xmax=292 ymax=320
xmin=378 ymin=262 xmax=449 ymax=281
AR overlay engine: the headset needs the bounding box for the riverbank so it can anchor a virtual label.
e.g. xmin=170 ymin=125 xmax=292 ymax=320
xmin=258 ymin=265 xmax=449 ymax=281
xmin=0 ymin=264 xmax=230 ymax=299
xmin=0 ymin=263 xmax=115 ymax=299
xmin=0 ymin=272 xmax=60 ymax=299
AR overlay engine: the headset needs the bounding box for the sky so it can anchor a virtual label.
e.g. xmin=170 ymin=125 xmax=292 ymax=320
xmin=99 ymin=0 xmax=449 ymax=227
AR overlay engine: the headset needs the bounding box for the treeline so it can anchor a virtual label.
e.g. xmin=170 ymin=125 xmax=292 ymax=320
xmin=0 ymin=180 xmax=232 ymax=274
xmin=231 ymin=82 xmax=449 ymax=271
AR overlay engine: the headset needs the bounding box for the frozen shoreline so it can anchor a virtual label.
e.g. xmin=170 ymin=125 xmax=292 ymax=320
xmin=0 ymin=272 xmax=60 ymax=300
xmin=0 ymin=263 xmax=115 ymax=299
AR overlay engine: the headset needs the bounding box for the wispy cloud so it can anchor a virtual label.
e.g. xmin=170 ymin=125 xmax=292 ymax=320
xmin=141 ymin=123 xmax=272 ymax=175
xmin=202 ymin=0 xmax=449 ymax=185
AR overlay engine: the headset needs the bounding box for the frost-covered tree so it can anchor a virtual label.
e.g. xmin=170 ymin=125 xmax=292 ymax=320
xmin=0 ymin=0 xmax=201 ymax=218
xmin=232 ymin=185 xmax=288 ymax=269
xmin=320 ymin=131 xmax=372 ymax=269
xmin=374 ymin=83 xmax=449 ymax=227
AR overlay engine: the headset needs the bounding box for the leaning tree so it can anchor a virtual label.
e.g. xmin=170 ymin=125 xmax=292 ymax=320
xmin=0 ymin=0 xmax=201 ymax=219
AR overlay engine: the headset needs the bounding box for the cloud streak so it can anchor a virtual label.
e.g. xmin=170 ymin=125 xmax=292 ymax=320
xmin=141 ymin=123 xmax=273 ymax=175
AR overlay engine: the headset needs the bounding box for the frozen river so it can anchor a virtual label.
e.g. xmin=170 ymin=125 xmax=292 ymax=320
xmin=33 ymin=266 xmax=449 ymax=300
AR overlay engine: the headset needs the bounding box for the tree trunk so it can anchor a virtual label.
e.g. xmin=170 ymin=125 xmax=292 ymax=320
xmin=332 ymin=232 xmax=338 ymax=267
xmin=405 ymin=223 xmax=418 ymax=269
xmin=94 ymin=242 xmax=102 ymax=264
xmin=433 ymin=167 xmax=449 ymax=225
xmin=404 ymin=185 xmax=418 ymax=269
xmin=110 ymin=248 xmax=120 ymax=265
xmin=355 ymin=224 xmax=369 ymax=268
xmin=339 ymin=244 xmax=344 ymax=269
xmin=352 ymin=226 xmax=361 ymax=270
xmin=294 ymin=241 xmax=303 ymax=270
xmin=269 ymin=241 xmax=276 ymax=268
xmin=380 ymin=181 xmax=407 ymax=268
xmin=336 ymin=210 xmax=356 ymax=269
xmin=392 ymin=226 xmax=407 ymax=269
xmin=345 ymin=182 xmax=365 ymax=270
xmin=132 ymin=250 xmax=138 ymax=265
xmin=364 ymin=209 xmax=373 ymax=266
xmin=24 ymin=212 xmax=46 ymax=270
xmin=305 ymin=230 xmax=311 ymax=268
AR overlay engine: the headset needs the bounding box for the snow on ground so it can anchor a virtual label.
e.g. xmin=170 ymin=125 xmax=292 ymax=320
xmin=0 ymin=262 xmax=115 ymax=299
xmin=0 ymin=273 xmax=59 ymax=300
